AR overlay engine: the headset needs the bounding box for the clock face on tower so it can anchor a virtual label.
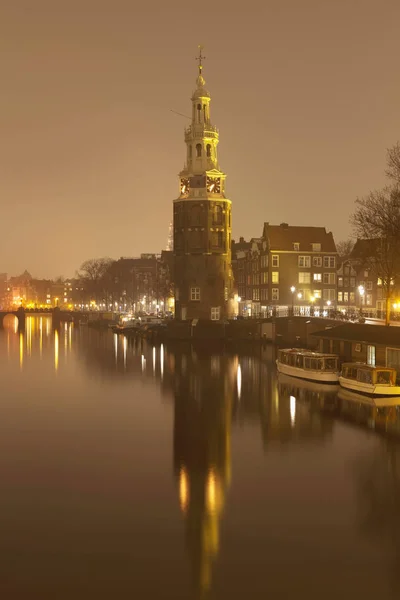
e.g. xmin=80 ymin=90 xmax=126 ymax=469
xmin=206 ymin=176 xmax=221 ymax=194
xmin=180 ymin=178 xmax=190 ymax=195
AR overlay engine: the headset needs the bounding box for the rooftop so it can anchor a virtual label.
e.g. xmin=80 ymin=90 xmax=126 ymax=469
xmin=262 ymin=223 xmax=337 ymax=253
xmin=311 ymin=323 xmax=400 ymax=346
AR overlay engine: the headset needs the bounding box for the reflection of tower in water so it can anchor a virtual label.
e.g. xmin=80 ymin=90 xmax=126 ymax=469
xmin=173 ymin=351 xmax=234 ymax=596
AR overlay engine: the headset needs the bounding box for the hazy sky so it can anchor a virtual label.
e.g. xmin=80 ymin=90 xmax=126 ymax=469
xmin=1 ymin=0 xmax=399 ymax=278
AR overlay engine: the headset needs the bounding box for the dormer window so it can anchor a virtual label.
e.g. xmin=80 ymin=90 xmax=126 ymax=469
xmin=293 ymin=242 xmax=300 ymax=251
xmin=196 ymin=144 xmax=202 ymax=158
xmin=312 ymin=243 xmax=321 ymax=252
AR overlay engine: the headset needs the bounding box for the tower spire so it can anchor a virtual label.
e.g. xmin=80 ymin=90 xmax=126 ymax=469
xmin=195 ymin=44 xmax=206 ymax=76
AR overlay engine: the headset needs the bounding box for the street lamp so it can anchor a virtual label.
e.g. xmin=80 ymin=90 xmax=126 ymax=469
xmin=327 ymin=299 xmax=331 ymax=317
xmin=290 ymin=286 xmax=296 ymax=316
xmin=358 ymin=285 xmax=365 ymax=315
xmin=310 ymin=295 xmax=315 ymax=317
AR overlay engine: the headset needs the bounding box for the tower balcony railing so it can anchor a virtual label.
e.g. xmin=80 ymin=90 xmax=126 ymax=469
xmin=184 ymin=124 xmax=219 ymax=142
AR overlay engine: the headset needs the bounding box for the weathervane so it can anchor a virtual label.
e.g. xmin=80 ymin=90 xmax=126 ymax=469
xmin=195 ymin=44 xmax=206 ymax=74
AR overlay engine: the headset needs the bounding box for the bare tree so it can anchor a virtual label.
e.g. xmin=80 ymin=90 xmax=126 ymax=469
xmin=386 ymin=142 xmax=400 ymax=184
xmin=351 ymin=186 xmax=400 ymax=325
xmin=77 ymin=258 xmax=114 ymax=303
xmin=336 ymin=239 xmax=354 ymax=259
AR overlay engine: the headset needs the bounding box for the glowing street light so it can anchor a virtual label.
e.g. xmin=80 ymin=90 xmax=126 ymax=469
xmin=358 ymin=285 xmax=365 ymax=314
xmin=290 ymin=286 xmax=296 ymax=315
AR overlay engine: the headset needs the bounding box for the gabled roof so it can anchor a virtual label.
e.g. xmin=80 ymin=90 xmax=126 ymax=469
xmin=311 ymin=323 xmax=400 ymax=346
xmin=262 ymin=223 xmax=337 ymax=252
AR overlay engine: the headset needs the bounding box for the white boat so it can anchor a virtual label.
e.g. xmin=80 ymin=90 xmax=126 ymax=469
xmin=277 ymin=371 xmax=339 ymax=394
xmin=276 ymin=348 xmax=339 ymax=383
xmin=339 ymin=363 xmax=400 ymax=397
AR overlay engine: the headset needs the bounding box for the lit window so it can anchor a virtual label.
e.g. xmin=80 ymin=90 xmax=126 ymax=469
xmin=253 ymin=289 xmax=260 ymax=301
xmin=338 ymin=292 xmax=343 ymax=302
xmin=366 ymin=294 xmax=372 ymax=306
xmin=344 ymin=292 xmax=349 ymax=302
xmin=211 ymin=306 xmax=220 ymax=320
xmin=313 ymin=290 xmax=321 ymax=299
xmin=190 ymin=287 xmax=200 ymax=301
xmin=272 ymin=255 xmax=279 ymax=267
xmin=272 ymin=271 xmax=279 ymax=283
xmin=293 ymin=242 xmax=300 ymax=251
xmin=313 ymin=273 xmax=322 ymax=282
xmin=298 ymin=272 xmax=311 ymax=284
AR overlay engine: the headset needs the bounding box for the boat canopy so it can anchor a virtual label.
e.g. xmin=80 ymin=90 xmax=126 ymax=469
xmin=341 ymin=363 xmax=397 ymax=386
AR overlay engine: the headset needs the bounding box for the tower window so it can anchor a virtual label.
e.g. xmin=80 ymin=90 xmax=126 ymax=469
xmin=196 ymin=144 xmax=202 ymax=158
xmin=206 ymin=144 xmax=211 ymax=157
xmin=197 ymin=103 xmax=201 ymax=110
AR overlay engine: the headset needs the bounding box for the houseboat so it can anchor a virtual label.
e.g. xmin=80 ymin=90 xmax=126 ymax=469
xmin=339 ymin=363 xmax=400 ymax=397
xmin=276 ymin=349 xmax=340 ymax=383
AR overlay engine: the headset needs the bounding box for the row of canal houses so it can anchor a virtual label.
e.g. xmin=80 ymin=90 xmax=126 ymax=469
xmin=232 ymin=222 xmax=399 ymax=318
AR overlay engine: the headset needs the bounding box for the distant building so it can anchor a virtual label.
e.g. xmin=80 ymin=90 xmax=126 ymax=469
xmin=173 ymin=53 xmax=233 ymax=321
xmin=232 ymin=222 xmax=338 ymax=317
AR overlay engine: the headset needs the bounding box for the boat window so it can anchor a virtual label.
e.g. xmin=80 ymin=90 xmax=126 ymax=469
xmin=310 ymin=359 xmax=318 ymax=370
xmin=325 ymin=358 xmax=337 ymax=370
xmin=377 ymin=371 xmax=391 ymax=385
xmin=304 ymin=358 xmax=311 ymax=369
xmin=296 ymin=355 xmax=303 ymax=368
xmin=357 ymin=369 xmax=372 ymax=384
xmin=317 ymin=359 xmax=324 ymax=370
xmin=344 ymin=367 xmax=357 ymax=379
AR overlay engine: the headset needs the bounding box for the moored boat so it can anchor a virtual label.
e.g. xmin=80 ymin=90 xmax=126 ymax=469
xmin=339 ymin=363 xmax=400 ymax=397
xmin=276 ymin=348 xmax=340 ymax=383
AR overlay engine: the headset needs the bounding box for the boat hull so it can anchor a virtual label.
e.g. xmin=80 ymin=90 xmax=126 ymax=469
xmin=338 ymin=387 xmax=400 ymax=407
xmin=277 ymin=362 xmax=339 ymax=383
xmin=339 ymin=376 xmax=400 ymax=397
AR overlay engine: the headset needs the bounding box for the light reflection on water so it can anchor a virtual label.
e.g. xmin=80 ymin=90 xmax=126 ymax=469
xmin=1 ymin=318 xmax=400 ymax=598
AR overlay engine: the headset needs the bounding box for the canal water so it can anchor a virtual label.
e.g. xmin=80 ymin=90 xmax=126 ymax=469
xmin=1 ymin=316 xmax=400 ymax=599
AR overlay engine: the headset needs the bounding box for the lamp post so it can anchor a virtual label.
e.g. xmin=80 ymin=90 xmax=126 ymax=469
xmin=358 ymin=285 xmax=365 ymax=316
xmin=310 ymin=295 xmax=315 ymax=317
xmin=327 ymin=299 xmax=331 ymax=318
xmin=290 ymin=286 xmax=296 ymax=316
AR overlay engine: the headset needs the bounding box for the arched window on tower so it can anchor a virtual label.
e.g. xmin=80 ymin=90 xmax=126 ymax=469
xmin=196 ymin=144 xmax=202 ymax=158
xmin=203 ymin=104 xmax=207 ymax=122
xmin=206 ymin=144 xmax=212 ymax=158
xmin=197 ymin=103 xmax=201 ymax=122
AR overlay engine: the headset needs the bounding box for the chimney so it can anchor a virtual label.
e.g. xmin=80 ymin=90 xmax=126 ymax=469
xmin=280 ymin=223 xmax=289 ymax=229
xmin=239 ymin=236 xmax=244 ymax=243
